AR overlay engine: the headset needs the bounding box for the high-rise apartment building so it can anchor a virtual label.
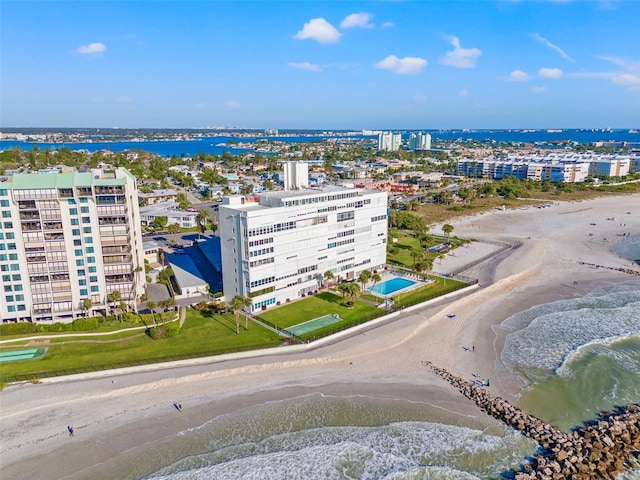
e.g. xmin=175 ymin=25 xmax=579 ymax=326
xmin=220 ymin=163 xmax=388 ymax=312
xmin=0 ymin=168 xmax=145 ymax=323
xmin=408 ymin=132 xmax=431 ymax=151
xmin=378 ymin=132 xmax=402 ymax=152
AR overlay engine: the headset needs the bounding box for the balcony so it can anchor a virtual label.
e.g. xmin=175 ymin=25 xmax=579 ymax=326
xmin=29 ymin=275 xmax=50 ymax=283
xmin=95 ymin=186 xmax=124 ymax=195
xmin=98 ymin=217 xmax=128 ymax=226
xmin=26 ymin=255 xmax=47 ymax=263
xmin=103 ymin=254 xmax=133 ymax=265
xmin=102 ymin=245 xmax=131 ymax=255
xmin=43 ymin=222 xmax=63 ymax=231
xmin=19 ymin=212 xmax=40 ymax=220
xmin=58 ymin=188 xmax=74 ymax=198
xmin=21 ymin=222 xmax=42 ymax=231
xmin=44 ymin=232 xmax=65 ymax=241
xmin=105 ymin=273 xmax=134 ymax=283
xmin=18 ymin=200 xmax=37 ymax=210
xmin=76 ymin=187 xmax=93 ymax=196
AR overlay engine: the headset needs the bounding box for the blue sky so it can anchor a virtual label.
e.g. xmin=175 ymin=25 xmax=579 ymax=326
xmin=2 ymin=1 xmax=639 ymax=129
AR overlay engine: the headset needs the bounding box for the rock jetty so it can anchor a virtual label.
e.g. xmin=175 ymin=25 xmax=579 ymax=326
xmin=579 ymin=261 xmax=640 ymax=278
xmin=424 ymin=361 xmax=640 ymax=479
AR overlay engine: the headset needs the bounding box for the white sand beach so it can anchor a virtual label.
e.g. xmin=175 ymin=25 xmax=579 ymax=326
xmin=1 ymin=194 xmax=639 ymax=479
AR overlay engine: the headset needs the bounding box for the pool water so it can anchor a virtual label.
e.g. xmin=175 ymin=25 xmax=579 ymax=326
xmin=370 ymin=277 xmax=416 ymax=295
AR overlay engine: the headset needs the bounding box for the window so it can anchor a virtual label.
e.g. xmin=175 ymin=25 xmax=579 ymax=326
xmin=90 ymin=285 xmax=99 ymax=292
xmin=81 ymin=206 xmax=89 ymax=213
xmin=5 ymin=232 xmax=14 ymax=239
xmin=85 ymin=237 xmax=93 ymax=244
xmin=0 ymin=244 xmax=5 ymax=251
xmin=14 ymin=285 xmax=23 ymax=291
xmin=0 ymin=265 xmax=8 ymax=272
xmin=73 ymin=229 xmax=80 ymax=236
xmin=76 ymin=259 xmax=84 ymax=266
xmin=8 ymin=243 xmax=16 ymax=250
xmin=89 ymin=276 xmax=98 ymax=282
xmin=88 ymin=266 xmax=97 ymax=273
xmin=1 ymin=275 xmax=9 ymax=282
xmin=5 ymin=295 xmax=13 ymax=302
xmin=82 ymin=217 xmax=91 ymax=224
xmin=0 ymin=233 xmax=3 ymax=240
xmin=87 ymin=256 xmax=95 ymax=263
xmin=75 ymin=249 xmax=83 ymax=256
xmin=80 ymin=197 xmax=88 ymax=203
xmin=4 ymin=285 xmax=11 ymax=292
xmin=78 ymin=269 xmax=85 ymax=276
xmin=9 ymin=253 xmax=17 ymax=260
xmin=17 ymin=305 xmax=26 ymax=311
xmin=68 ymin=199 xmax=76 ymax=205
xmin=0 ymin=254 xmax=5 ymax=261
xmin=0 ymin=200 xmax=8 ymax=207
xmin=69 ymin=208 xmax=78 ymax=215
xmin=7 ymin=305 xmax=15 ymax=312
xmin=79 ymin=279 xmax=86 ymax=286
xmin=0 ymin=189 xmax=7 ymax=196
xmin=71 ymin=219 xmax=79 ymax=225
xmin=2 ymin=211 xmax=11 ymax=218
xmin=3 ymin=222 xmax=12 ymax=228
xmin=11 ymin=274 xmax=20 ymax=281
xmin=83 ymin=227 xmax=91 ymax=233
xmin=80 ymin=289 xmax=88 ymax=296
xmin=74 ymin=239 xmax=82 ymax=246
xmin=16 ymin=294 xmax=24 ymax=301
xmin=10 ymin=264 xmax=19 ymax=271
xmin=86 ymin=246 xmax=94 ymax=253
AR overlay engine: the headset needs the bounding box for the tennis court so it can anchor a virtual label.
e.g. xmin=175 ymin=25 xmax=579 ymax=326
xmin=286 ymin=313 xmax=343 ymax=336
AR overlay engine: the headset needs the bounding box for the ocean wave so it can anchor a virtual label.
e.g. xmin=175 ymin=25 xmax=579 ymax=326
xmin=145 ymin=422 xmax=531 ymax=480
xmin=499 ymin=282 xmax=640 ymax=380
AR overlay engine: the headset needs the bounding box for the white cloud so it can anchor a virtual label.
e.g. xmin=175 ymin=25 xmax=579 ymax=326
xmin=538 ymin=67 xmax=563 ymax=79
xmin=611 ymin=73 xmax=640 ymax=92
xmin=381 ymin=21 xmax=394 ymax=28
xmin=507 ymin=70 xmax=530 ymax=82
xmin=75 ymin=42 xmax=106 ymax=54
xmin=596 ymin=56 xmax=640 ymax=72
xmin=530 ymin=86 xmax=547 ymax=94
xmin=413 ymin=94 xmax=427 ymax=102
xmin=340 ymin=13 xmax=374 ymax=29
xmin=225 ymin=100 xmax=240 ymax=109
xmin=459 ymin=88 xmax=469 ymax=97
xmin=532 ymin=33 xmax=574 ymax=62
xmin=440 ymin=36 xmax=482 ymax=69
xmin=287 ymin=62 xmax=321 ymax=72
xmin=375 ymin=55 xmax=427 ymax=75
xmin=295 ymin=18 xmax=341 ymax=44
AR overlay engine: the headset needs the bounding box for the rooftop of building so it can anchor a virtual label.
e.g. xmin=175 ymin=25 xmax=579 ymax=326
xmin=5 ymin=167 xmax=134 ymax=189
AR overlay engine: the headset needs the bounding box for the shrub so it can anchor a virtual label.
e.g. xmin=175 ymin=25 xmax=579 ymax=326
xmin=165 ymin=321 xmax=180 ymax=337
xmin=72 ymin=317 xmax=100 ymax=331
xmin=0 ymin=322 xmax=38 ymax=337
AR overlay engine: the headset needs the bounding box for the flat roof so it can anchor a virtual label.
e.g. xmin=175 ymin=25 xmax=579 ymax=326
xmin=7 ymin=169 xmax=130 ymax=189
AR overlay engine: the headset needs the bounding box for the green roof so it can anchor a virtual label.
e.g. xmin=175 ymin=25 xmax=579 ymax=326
xmin=7 ymin=170 xmax=129 ymax=190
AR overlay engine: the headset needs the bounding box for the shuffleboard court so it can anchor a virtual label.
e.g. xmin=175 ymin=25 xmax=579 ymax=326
xmin=286 ymin=313 xmax=343 ymax=336
xmin=0 ymin=348 xmax=41 ymax=363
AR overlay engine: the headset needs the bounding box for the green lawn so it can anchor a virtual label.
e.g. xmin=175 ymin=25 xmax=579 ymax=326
xmin=256 ymin=292 xmax=382 ymax=331
xmin=387 ymin=232 xmax=462 ymax=269
xmin=0 ymin=310 xmax=281 ymax=382
xmin=392 ymin=276 xmax=469 ymax=308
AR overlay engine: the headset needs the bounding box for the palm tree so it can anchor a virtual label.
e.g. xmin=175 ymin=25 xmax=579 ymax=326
xmin=109 ymin=290 xmax=121 ymax=321
xmin=230 ymin=295 xmax=252 ymax=334
xmin=196 ymin=209 xmax=210 ymax=239
xmin=358 ymin=270 xmax=371 ymax=291
xmin=371 ymin=272 xmax=382 ymax=289
xmin=147 ymin=301 xmax=157 ymax=325
xmin=442 ymin=224 xmax=454 ymax=244
xmin=82 ymin=298 xmax=92 ymax=319
xmin=336 ymin=280 xmax=350 ymax=301
xmin=438 ymin=252 xmax=447 ymax=264
xmin=323 ymin=270 xmax=335 ymax=288
xmin=344 ymin=282 xmax=361 ymax=307
xmin=119 ymin=301 xmax=127 ymax=321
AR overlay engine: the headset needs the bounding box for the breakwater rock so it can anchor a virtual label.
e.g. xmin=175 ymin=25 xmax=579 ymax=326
xmin=579 ymin=261 xmax=640 ymax=278
xmin=424 ymin=361 xmax=640 ymax=479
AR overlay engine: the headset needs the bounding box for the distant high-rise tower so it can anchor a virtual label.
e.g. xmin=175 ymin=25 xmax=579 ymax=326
xmin=284 ymin=162 xmax=309 ymax=190
xmin=377 ymin=132 xmax=402 ymax=151
xmin=408 ymin=132 xmax=431 ymax=151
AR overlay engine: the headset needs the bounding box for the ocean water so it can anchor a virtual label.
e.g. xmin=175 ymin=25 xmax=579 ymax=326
xmin=134 ymin=395 xmax=536 ymax=480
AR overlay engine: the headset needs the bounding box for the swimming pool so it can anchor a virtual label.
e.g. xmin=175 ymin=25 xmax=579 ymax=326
xmin=370 ymin=277 xmax=416 ymax=295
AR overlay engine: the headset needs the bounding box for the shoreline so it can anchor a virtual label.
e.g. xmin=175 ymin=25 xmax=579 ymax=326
xmin=1 ymin=193 xmax=639 ymax=479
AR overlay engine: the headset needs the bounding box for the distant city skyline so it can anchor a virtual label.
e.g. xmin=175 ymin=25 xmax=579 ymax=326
xmin=1 ymin=1 xmax=639 ymax=129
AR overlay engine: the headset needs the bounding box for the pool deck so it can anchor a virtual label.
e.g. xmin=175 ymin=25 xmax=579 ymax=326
xmin=367 ymin=273 xmax=427 ymax=299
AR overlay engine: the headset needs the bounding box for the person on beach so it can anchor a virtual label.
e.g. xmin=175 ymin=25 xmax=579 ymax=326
xmin=67 ymin=426 xmax=74 ymax=436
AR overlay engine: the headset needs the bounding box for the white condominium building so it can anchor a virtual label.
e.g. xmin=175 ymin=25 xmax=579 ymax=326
xmin=378 ymin=131 xmax=402 ymax=152
xmin=220 ymin=163 xmax=388 ymax=312
xmin=0 ymin=168 xmax=145 ymax=323
xmin=408 ymin=132 xmax=432 ymax=151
